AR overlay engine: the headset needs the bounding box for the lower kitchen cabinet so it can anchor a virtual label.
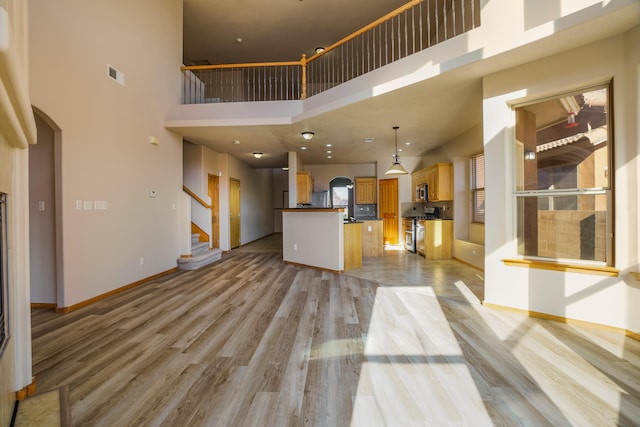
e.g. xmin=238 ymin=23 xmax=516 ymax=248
xmin=344 ymin=222 xmax=363 ymax=270
xmin=424 ymin=220 xmax=452 ymax=260
xmin=361 ymin=219 xmax=383 ymax=257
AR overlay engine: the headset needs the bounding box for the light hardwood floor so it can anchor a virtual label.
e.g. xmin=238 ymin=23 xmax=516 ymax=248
xmin=31 ymin=234 xmax=640 ymax=426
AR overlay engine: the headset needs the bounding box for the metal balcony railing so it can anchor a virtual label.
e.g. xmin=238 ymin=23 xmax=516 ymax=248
xmin=181 ymin=0 xmax=480 ymax=104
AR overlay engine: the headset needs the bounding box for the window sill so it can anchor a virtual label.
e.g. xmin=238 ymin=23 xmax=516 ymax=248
xmin=502 ymin=258 xmax=619 ymax=277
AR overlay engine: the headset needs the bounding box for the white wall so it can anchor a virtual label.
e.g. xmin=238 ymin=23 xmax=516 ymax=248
xmin=483 ymin=30 xmax=640 ymax=331
xmin=29 ymin=0 xmax=184 ymax=307
xmin=283 ymin=210 xmax=344 ymax=271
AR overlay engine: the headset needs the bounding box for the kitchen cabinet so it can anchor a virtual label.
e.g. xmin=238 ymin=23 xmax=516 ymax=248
xmin=355 ymin=177 xmax=377 ymax=204
xmin=411 ymin=162 xmax=453 ymax=202
xmin=296 ymin=171 xmax=313 ymax=205
xmin=426 ymin=163 xmax=453 ymax=201
xmin=424 ymin=220 xmax=452 ymax=259
xmin=344 ymin=222 xmax=363 ymax=269
xmin=361 ymin=219 xmax=383 ymax=257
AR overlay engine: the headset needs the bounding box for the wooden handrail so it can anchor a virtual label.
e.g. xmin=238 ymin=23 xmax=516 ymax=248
xmin=181 ymin=60 xmax=302 ymax=72
xmin=183 ymin=185 xmax=212 ymax=209
xmin=306 ymin=0 xmax=422 ymax=63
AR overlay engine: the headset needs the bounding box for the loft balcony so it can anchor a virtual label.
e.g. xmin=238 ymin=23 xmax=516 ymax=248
xmin=181 ymin=0 xmax=481 ymax=104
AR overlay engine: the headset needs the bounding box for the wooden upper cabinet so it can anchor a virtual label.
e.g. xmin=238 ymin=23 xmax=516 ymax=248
xmin=355 ymin=177 xmax=377 ymax=204
xmin=296 ymin=171 xmax=313 ymax=205
xmin=411 ymin=162 xmax=453 ymax=202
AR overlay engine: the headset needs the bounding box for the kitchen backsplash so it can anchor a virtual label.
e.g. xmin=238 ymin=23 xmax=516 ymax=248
xmin=401 ymin=201 xmax=453 ymax=220
xmin=355 ymin=204 xmax=377 ymax=219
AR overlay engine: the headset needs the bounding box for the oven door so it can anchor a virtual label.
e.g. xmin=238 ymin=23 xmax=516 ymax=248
xmin=403 ymin=218 xmax=416 ymax=252
xmin=404 ymin=229 xmax=414 ymax=252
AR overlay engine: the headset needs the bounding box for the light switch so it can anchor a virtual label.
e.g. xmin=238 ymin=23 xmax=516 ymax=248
xmin=38 ymin=201 xmax=45 ymax=211
xmin=84 ymin=201 xmax=93 ymax=210
xmin=76 ymin=200 xmax=82 ymax=210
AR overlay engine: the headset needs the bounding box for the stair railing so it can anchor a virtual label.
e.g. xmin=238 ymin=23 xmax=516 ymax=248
xmin=182 ymin=186 xmax=212 ymax=250
xmin=181 ymin=0 xmax=480 ymax=104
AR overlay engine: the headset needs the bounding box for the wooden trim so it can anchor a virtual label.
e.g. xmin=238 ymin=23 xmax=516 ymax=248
xmin=183 ymin=186 xmax=211 ymax=209
xmin=307 ymin=0 xmax=421 ymax=63
xmin=483 ymin=302 xmax=639 ymax=341
xmin=15 ymin=377 xmax=36 ymax=400
xmin=191 ymin=222 xmax=209 ymax=243
xmin=452 ymin=257 xmax=484 ymax=272
xmin=30 ymin=302 xmax=56 ymax=309
xmin=56 ymin=267 xmax=178 ymax=314
xmin=181 ymin=60 xmax=302 ymax=72
xmin=502 ymin=258 xmax=619 ymax=277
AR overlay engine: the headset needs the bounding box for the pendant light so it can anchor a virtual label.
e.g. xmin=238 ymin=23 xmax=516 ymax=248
xmin=385 ymin=126 xmax=408 ymax=175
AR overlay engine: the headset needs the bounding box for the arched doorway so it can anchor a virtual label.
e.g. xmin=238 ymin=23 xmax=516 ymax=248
xmin=30 ymin=108 xmax=63 ymax=308
xmin=329 ymin=176 xmax=354 ymax=219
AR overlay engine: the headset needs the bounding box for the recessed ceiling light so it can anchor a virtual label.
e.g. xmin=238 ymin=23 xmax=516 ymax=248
xmin=253 ymin=152 xmax=263 ymax=158
xmin=282 ymin=167 xmax=289 ymax=171
xmin=236 ymin=37 xmax=243 ymax=43
xmin=364 ymin=138 xmax=374 ymax=143
xmin=301 ymin=146 xmax=307 ymax=150
xmin=326 ymin=144 xmax=332 ymax=147
xmin=233 ymin=140 xmax=240 ymax=145
xmin=327 ymin=155 xmax=332 ymax=158
xmin=326 ymin=150 xmax=332 ymax=154
xmin=405 ymin=142 xmax=411 ymax=146
xmin=398 ymin=148 xmax=403 ymax=152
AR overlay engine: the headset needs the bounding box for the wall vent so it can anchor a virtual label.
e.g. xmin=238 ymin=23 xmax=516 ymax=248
xmin=107 ymin=64 xmax=125 ymax=86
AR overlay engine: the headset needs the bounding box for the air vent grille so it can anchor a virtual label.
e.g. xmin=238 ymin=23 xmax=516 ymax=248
xmin=107 ymin=64 xmax=125 ymax=86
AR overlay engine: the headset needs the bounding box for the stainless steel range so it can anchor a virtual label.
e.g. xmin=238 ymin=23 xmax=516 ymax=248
xmin=403 ymin=207 xmax=440 ymax=253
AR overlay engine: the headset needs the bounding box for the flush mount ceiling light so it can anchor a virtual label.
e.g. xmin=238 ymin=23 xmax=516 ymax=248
xmin=315 ymin=47 xmax=325 ymax=54
xmin=385 ymin=126 xmax=408 ymax=175
xmin=253 ymin=152 xmax=263 ymax=159
xmin=301 ymin=131 xmax=314 ymax=141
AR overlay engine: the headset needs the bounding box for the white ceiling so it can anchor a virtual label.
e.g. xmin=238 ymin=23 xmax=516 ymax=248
xmin=179 ymin=0 xmax=639 ymax=169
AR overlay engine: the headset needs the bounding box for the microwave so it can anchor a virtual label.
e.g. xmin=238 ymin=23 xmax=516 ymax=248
xmin=415 ymin=184 xmax=428 ymax=202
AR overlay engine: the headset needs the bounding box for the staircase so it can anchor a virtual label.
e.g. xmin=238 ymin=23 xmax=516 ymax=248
xmin=177 ymin=234 xmax=222 ymax=271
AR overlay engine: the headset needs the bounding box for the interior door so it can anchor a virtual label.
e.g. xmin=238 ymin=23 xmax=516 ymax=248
xmin=208 ymin=174 xmax=220 ymax=248
xmin=229 ymin=178 xmax=241 ymax=249
xmin=379 ymin=178 xmax=399 ymax=245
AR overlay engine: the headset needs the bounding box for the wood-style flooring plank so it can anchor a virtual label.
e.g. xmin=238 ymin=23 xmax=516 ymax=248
xmin=29 ymin=239 xmax=640 ymax=426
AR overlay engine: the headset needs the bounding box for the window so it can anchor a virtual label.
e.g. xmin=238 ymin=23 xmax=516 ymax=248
xmin=470 ymin=153 xmax=485 ymax=223
xmin=514 ymin=84 xmax=612 ymax=264
xmin=0 ymin=193 xmax=8 ymax=356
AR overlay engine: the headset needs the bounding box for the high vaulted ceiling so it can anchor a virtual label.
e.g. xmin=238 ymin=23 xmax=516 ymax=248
xmin=178 ymin=1 xmax=639 ymax=169
xmin=183 ymin=0 xmax=408 ymax=65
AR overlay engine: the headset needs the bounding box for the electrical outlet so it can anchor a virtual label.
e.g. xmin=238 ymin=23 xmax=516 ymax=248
xmin=293 ymin=244 xmax=298 ymax=251
xmin=139 ymin=257 xmax=144 ymax=265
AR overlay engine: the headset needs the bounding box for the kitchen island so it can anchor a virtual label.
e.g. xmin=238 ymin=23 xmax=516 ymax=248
xmin=282 ymin=208 xmax=363 ymax=272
